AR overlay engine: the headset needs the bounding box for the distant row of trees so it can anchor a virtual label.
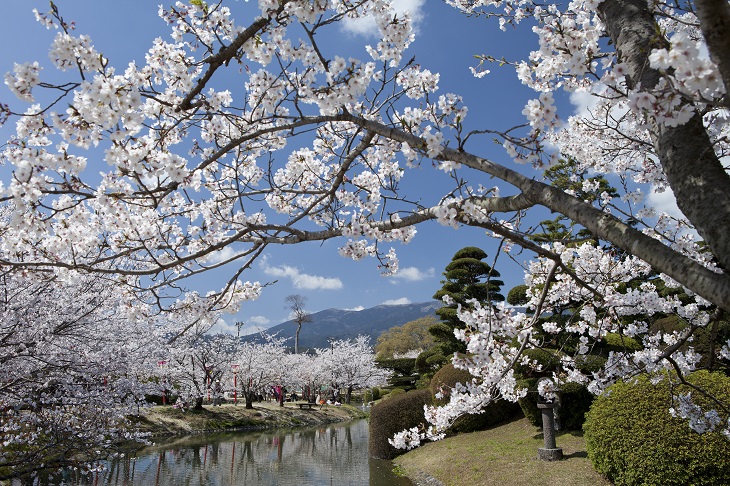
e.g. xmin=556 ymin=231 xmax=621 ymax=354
xmin=0 ymin=265 xmax=387 ymax=480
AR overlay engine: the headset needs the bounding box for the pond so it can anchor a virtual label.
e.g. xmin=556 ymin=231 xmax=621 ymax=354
xmin=52 ymin=419 xmax=413 ymax=486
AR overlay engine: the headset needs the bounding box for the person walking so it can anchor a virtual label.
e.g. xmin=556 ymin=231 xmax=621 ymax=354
xmin=213 ymin=380 xmax=223 ymax=406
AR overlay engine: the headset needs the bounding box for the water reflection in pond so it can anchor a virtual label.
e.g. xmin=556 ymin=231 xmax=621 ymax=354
xmin=61 ymin=419 xmax=412 ymax=486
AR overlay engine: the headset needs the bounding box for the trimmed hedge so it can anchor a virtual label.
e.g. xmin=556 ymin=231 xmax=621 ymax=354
xmin=430 ymin=364 xmax=520 ymax=433
xmin=584 ymin=371 xmax=730 ymax=486
xmin=599 ymin=332 xmax=642 ymax=353
xmin=382 ymin=387 xmax=405 ymax=400
xmin=513 ymin=348 xmax=563 ymax=376
xmin=369 ymin=388 xmax=432 ymax=460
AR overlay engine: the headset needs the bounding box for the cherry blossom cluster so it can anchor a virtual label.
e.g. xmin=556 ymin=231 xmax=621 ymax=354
xmin=4 ymin=62 xmax=41 ymax=101
xmin=393 ymin=239 xmax=725 ymax=449
xmin=669 ymin=393 xmax=726 ymax=436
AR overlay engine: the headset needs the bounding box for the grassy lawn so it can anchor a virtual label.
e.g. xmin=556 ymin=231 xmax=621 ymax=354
xmin=394 ymin=417 xmax=611 ymax=486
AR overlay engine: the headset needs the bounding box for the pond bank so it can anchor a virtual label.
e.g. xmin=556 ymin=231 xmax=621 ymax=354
xmin=133 ymin=401 xmax=368 ymax=437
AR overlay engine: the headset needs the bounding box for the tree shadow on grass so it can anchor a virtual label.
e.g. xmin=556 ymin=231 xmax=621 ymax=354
xmin=562 ymin=450 xmax=588 ymax=459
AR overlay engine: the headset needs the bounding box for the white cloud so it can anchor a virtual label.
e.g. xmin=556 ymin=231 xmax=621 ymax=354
xmin=341 ymin=0 xmax=426 ymax=37
xmin=648 ymin=185 xmax=687 ymax=220
xmin=261 ymin=259 xmax=343 ymax=290
xmin=390 ymin=266 xmax=435 ymax=282
xmin=207 ymin=318 xmax=236 ymax=335
xmin=206 ymin=246 xmax=242 ymax=265
xmin=381 ymin=297 xmax=411 ymax=306
xmin=240 ymin=325 xmax=268 ymax=336
xmin=345 ymin=306 xmax=365 ymax=311
xmin=248 ymin=315 xmax=271 ymax=326
xmin=569 ymin=91 xmax=600 ymax=119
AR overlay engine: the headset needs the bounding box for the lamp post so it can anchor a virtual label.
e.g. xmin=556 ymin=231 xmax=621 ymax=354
xmin=234 ymin=321 xmax=244 ymax=405
xmin=232 ymin=364 xmax=240 ymax=405
xmin=157 ymin=360 xmax=168 ymax=405
xmin=205 ymin=367 xmax=211 ymax=404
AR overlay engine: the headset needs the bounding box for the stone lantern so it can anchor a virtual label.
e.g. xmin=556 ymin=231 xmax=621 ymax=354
xmin=537 ymin=400 xmax=563 ymax=461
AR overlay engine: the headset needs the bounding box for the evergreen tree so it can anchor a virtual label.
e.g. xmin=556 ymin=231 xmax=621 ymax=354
xmin=418 ymin=247 xmax=504 ymax=376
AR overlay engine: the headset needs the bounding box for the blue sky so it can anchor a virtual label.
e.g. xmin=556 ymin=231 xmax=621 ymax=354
xmin=0 ymin=1 xmax=683 ymax=334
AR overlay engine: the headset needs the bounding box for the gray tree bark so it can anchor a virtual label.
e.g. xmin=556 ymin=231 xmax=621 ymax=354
xmin=598 ymin=0 xmax=730 ymax=275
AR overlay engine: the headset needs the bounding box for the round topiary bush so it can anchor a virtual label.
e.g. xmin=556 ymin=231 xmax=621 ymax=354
xmin=583 ymin=371 xmax=730 ymax=486
xmin=516 ymin=378 xmax=542 ymax=426
xmin=369 ymin=388 xmax=432 ymax=460
xmin=430 ymin=364 xmax=520 ymax=433
xmin=382 ymin=387 xmax=405 ymax=400
xmin=598 ymin=332 xmax=642 ymax=354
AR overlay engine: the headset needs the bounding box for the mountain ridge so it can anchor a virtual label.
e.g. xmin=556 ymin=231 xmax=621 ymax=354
xmin=245 ymin=301 xmax=443 ymax=350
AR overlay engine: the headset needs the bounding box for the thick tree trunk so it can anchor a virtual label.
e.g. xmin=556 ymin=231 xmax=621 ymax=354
xmin=598 ymin=0 xmax=730 ymax=274
xmin=295 ymin=324 xmax=301 ymax=354
xmin=193 ymin=396 xmax=204 ymax=411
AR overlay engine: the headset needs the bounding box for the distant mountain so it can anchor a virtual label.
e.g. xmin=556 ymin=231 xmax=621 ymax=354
xmin=246 ymin=301 xmax=443 ymax=350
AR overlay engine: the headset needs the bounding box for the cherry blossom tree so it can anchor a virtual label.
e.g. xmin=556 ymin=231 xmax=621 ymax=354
xmin=2 ymin=0 xmax=730 ymax=448
xmin=233 ymin=335 xmax=289 ymax=408
xmin=165 ymin=328 xmax=238 ymax=409
xmin=318 ymin=336 xmax=390 ymax=403
xmin=286 ymin=351 xmax=330 ymax=402
xmin=0 ymin=265 xmax=164 ymax=480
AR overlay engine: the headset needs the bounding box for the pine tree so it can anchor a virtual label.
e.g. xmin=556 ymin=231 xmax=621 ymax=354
xmin=417 ymin=247 xmax=504 ymax=376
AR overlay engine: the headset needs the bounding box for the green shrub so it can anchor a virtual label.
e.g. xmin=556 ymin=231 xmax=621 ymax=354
xmin=574 ymin=354 xmax=607 ymax=374
xmin=558 ymin=382 xmax=594 ymax=431
xmin=369 ymin=389 xmax=432 ymax=460
xmin=516 ymin=378 xmax=541 ymax=426
xmin=371 ymin=387 xmax=380 ymax=401
xmin=430 ymin=364 xmax=520 ymax=433
xmin=513 ymin=348 xmax=563 ymax=377
xmin=599 ymin=332 xmax=642 ymax=353
xmin=382 ymin=388 xmax=405 ymax=400
xmin=584 ymin=371 xmax=730 ymax=486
